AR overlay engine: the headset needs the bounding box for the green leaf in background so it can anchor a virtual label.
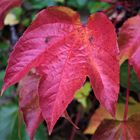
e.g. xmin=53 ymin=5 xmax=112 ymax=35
xmin=54 ymin=0 xmax=64 ymax=3
xmin=76 ymin=0 xmax=87 ymax=7
xmin=19 ymin=122 xmax=47 ymax=140
xmin=87 ymin=2 xmax=110 ymax=13
xmin=67 ymin=0 xmax=88 ymax=9
xmin=66 ymin=0 xmax=79 ymax=8
xmin=120 ymin=62 xmax=140 ymax=93
xmin=0 ymin=71 xmax=16 ymax=96
xmin=22 ymin=18 xmax=31 ymax=27
xmin=10 ymin=7 xmax=23 ymax=20
xmin=0 ymin=102 xmax=19 ymax=140
xmin=34 ymin=124 xmax=47 ymax=140
xmin=25 ymin=0 xmax=56 ymax=10
xmin=0 ymin=41 xmax=9 ymax=49
xmin=0 ymin=102 xmax=47 ymax=140
xmin=75 ymin=82 xmax=91 ymax=108
xmin=0 ymin=41 xmax=9 ymax=68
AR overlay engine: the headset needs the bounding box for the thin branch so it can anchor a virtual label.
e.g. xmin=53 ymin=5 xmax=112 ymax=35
xmin=123 ymin=62 xmax=130 ymax=121
xmin=69 ymin=110 xmax=81 ymax=140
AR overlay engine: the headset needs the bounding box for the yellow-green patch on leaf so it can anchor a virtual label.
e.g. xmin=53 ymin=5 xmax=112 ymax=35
xmin=74 ymin=82 xmax=91 ymax=108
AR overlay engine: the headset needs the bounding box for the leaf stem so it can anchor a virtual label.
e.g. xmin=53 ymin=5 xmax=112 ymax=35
xmin=9 ymin=26 xmax=18 ymax=47
xmin=69 ymin=110 xmax=81 ymax=140
xmin=123 ymin=62 xmax=130 ymax=121
xmin=122 ymin=122 xmax=127 ymax=140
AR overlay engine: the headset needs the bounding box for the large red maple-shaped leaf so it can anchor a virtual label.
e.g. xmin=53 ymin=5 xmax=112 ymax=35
xmin=18 ymin=72 xmax=43 ymax=140
xmin=119 ymin=15 xmax=140 ymax=80
xmin=0 ymin=0 xmax=21 ymax=29
xmin=1 ymin=6 xmax=119 ymax=133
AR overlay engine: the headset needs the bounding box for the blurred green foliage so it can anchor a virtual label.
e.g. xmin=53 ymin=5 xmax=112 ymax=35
xmin=0 ymin=71 xmax=15 ymax=96
xmin=87 ymin=1 xmax=110 ymax=13
xmin=120 ymin=62 xmax=140 ymax=93
xmin=0 ymin=41 xmax=9 ymax=69
xmin=24 ymin=0 xmax=57 ymax=9
xmin=0 ymin=102 xmax=47 ymax=140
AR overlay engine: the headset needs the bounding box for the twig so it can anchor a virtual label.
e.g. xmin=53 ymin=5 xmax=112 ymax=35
xmin=9 ymin=26 xmax=18 ymax=47
xmin=123 ymin=62 xmax=130 ymax=121
xmin=69 ymin=110 xmax=81 ymax=140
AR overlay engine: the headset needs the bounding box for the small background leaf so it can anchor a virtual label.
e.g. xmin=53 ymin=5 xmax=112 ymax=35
xmin=93 ymin=113 xmax=140 ymax=140
xmin=84 ymin=97 xmax=140 ymax=134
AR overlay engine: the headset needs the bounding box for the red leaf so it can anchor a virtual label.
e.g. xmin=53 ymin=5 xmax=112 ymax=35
xmin=0 ymin=0 xmax=21 ymax=29
xmin=93 ymin=113 xmax=140 ymax=140
xmin=119 ymin=15 xmax=140 ymax=80
xmin=18 ymin=72 xmax=43 ymax=140
xmin=130 ymin=47 xmax=140 ymax=80
xmin=1 ymin=7 xmax=119 ymax=133
xmin=87 ymin=13 xmax=119 ymax=116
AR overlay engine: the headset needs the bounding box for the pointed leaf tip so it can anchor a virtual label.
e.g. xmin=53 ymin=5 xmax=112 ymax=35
xmin=102 ymin=98 xmax=117 ymax=118
xmin=47 ymin=124 xmax=53 ymax=135
xmin=0 ymin=88 xmax=4 ymax=96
